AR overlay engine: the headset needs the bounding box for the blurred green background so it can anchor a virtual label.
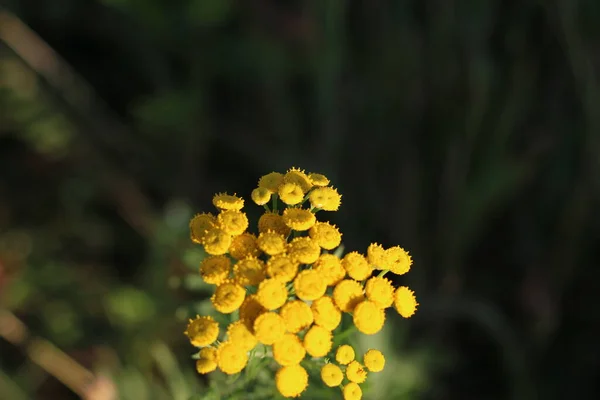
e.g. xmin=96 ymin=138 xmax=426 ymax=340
xmin=1 ymin=0 xmax=599 ymax=399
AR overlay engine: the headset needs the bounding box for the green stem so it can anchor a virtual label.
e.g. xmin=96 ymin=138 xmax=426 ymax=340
xmin=263 ymin=204 xmax=270 ymax=212
xmin=333 ymin=325 xmax=356 ymax=346
xmin=272 ymin=194 xmax=279 ymax=213
xmin=377 ymin=269 xmax=389 ymax=278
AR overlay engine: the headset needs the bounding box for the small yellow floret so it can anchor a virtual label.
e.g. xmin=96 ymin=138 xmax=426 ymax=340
xmin=216 ymin=341 xmax=248 ymax=375
xmin=278 ymin=182 xmax=304 ymax=205
xmin=196 ymin=347 xmax=217 ymax=374
xmin=184 ymin=315 xmax=219 ymax=347
xmin=258 ymin=212 xmax=291 ymax=237
xmin=253 ymin=312 xmax=286 ymax=345
xmin=251 ymin=187 xmax=271 ymax=205
xmin=308 ymin=172 xmax=330 ymax=187
xmin=202 ymin=228 xmax=232 ymax=256
xmin=287 ymin=236 xmax=321 ymax=264
xmin=199 ymin=255 xmax=231 ymax=285
xmin=343 ymin=382 xmax=363 ymax=400
xmin=367 ymin=243 xmax=386 ymax=268
xmin=257 ymin=230 xmax=287 ymax=255
xmin=303 ymin=325 xmax=332 ymax=357
xmin=266 ymin=254 xmax=299 ymax=282
xmin=275 ymin=364 xmax=309 ymax=398
xmin=363 ymin=349 xmax=385 ymax=372
xmin=258 ymin=172 xmax=284 ymax=193
xmin=272 ymin=333 xmax=306 ymax=366
xmin=217 ymin=210 xmax=249 ymax=236
xmin=394 ymin=286 xmax=418 ymax=318
xmin=346 ymin=361 xmax=367 ymax=383
xmin=226 ymin=320 xmax=257 ymax=352
xmin=213 ymin=193 xmax=244 ymax=211
xmin=294 ymin=269 xmax=327 ymax=301
xmin=309 ymin=187 xmax=341 ymax=211
xmin=311 ymin=296 xmax=342 ymax=331
xmin=239 ymin=294 xmax=266 ymax=330
xmin=283 ymin=167 xmax=313 ymax=193
xmin=333 ymin=279 xmax=365 ymax=312
xmin=309 ymin=222 xmax=342 ymax=250
xmin=256 ymin=278 xmax=288 ymax=310
xmin=190 ymin=213 xmax=216 ymax=243
xmin=321 ymin=363 xmax=343 ymax=387
xmin=383 ymin=246 xmax=412 ymax=275
xmin=233 ymin=257 xmax=266 ymax=286
xmin=280 ymin=300 xmax=314 ymax=333
xmin=211 ymin=282 xmax=245 ymax=314
xmin=342 ymin=252 xmax=372 ymax=281
xmin=364 ymin=276 xmax=394 ymax=308
xmin=335 ymin=344 xmax=355 ymax=365
xmin=353 ymin=300 xmax=385 ymax=335
xmin=313 ymin=254 xmax=346 ymax=286
xmin=228 ymin=232 xmax=261 ymax=260
xmin=283 ymin=208 xmax=316 ymax=231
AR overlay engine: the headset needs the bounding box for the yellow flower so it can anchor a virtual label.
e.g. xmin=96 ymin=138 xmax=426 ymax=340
xmin=335 ymin=345 xmax=355 ymax=365
xmin=282 ymin=208 xmax=316 ymax=231
xmin=287 ymin=236 xmax=321 ymax=264
xmin=233 ymin=257 xmax=266 ymax=286
xmin=199 ymin=255 xmax=231 ymax=285
xmin=342 ymin=252 xmax=372 ymax=281
xmin=211 ymin=282 xmax=245 ymax=314
xmin=363 ymin=349 xmax=385 ymax=372
xmin=213 ymin=193 xmax=244 ymax=211
xmin=228 ymin=232 xmax=261 ymax=260
xmin=313 ymin=254 xmax=346 ymax=286
xmin=253 ymin=312 xmax=286 ymax=345
xmin=257 ymin=230 xmax=287 ymax=255
xmin=321 ymin=363 xmax=343 ymax=387
xmin=303 ymin=325 xmax=332 ymax=357
xmin=272 ymin=333 xmax=306 ymax=366
xmin=294 ymin=269 xmax=327 ymax=301
xmin=239 ymin=294 xmax=266 ymax=330
xmin=309 ymin=222 xmax=342 ymax=250
xmin=333 ymin=279 xmax=365 ymax=313
xmin=184 ymin=316 xmax=219 ymax=347
xmin=266 ymin=254 xmax=299 ymax=282
xmin=309 ymin=187 xmax=341 ymax=211
xmin=367 ymin=243 xmax=386 ymax=268
xmin=383 ymin=246 xmax=412 ymax=275
xmin=343 ymin=382 xmax=362 ymax=400
xmin=258 ymin=172 xmax=284 ymax=193
xmin=226 ymin=320 xmax=257 ymax=352
xmin=346 ymin=361 xmax=367 ymax=383
xmin=190 ymin=213 xmax=216 ymax=243
xmin=283 ymin=167 xmax=313 ymax=193
xmin=275 ymin=364 xmax=309 ymax=398
xmin=216 ymin=341 xmax=248 ymax=375
xmin=256 ymin=278 xmax=288 ymax=310
xmin=353 ymin=300 xmax=385 ymax=335
xmin=308 ymin=172 xmax=330 ymax=187
xmin=258 ymin=212 xmax=291 ymax=237
xmin=394 ymin=286 xmax=418 ymax=318
xmin=217 ymin=210 xmax=249 ymax=236
xmin=196 ymin=347 xmax=217 ymax=374
xmin=311 ymin=296 xmax=341 ymax=331
xmin=364 ymin=276 xmax=394 ymax=308
xmin=280 ymin=300 xmax=314 ymax=333
xmin=202 ymin=228 xmax=232 ymax=255
xmin=251 ymin=187 xmax=271 ymax=205
xmin=278 ymin=182 xmax=304 ymax=205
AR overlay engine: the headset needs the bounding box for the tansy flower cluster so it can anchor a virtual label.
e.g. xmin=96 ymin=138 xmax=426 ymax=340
xmin=184 ymin=167 xmax=419 ymax=399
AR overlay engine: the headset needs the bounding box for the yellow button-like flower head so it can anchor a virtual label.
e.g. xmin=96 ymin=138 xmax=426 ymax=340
xmin=258 ymin=212 xmax=291 ymax=237
xmin=217 ymin=210 xmax=249 ymax=236
xmin=196 ymin=347 xmax=217 ymax=374
xmin=308 ymin=172 xmax=330 ymax=187
xmin=251 ymin=187 xmax=271 ymax=205
xmin=283 ymin=208 xmax=316 ymax=231
xmin=309 ymin=187 xmax=341 ymax=211
xmin=226 ymin=320 xmax=257 ymax=352
xmin=294 ymin=269 xmax=327 ymax=301
xmin=266 ymin=254 xmax=299 ymax=282
xmin=342 ymin=252 xmax=372 ymax=281
xmin=258 ymin=172 xmax=284 ymax=193
xmin=275 ymin=364 xmax=309 ymax=398
xmin=364 ymin=276 xmax=394 ymax=308
xmin=184 ymin=315 xmax=219 ymax=347
xmin=353 ymin=300 xmax=385 ymax=335
xmin=253 ymin=311 xmax=286 ymax=345
xmin=346 ymin=360 xmax=367 ymax=383
xmin=283 ymin=167 xmax=313 ymax=193
xmin=311 ymin=296 xmax=341 ymax=331
xmin=367 ymin=243 xmax=386 ymax=268
xmin=216 ymin=341 xmax=248 ymax=375
xmin=278 ymin=182 xmax=304 ymax=206
xmin=239 ymin=294 xmax=266 ymax=330
xmin=321 ymin=363 xmax=343 ymax=387
xmin=394 ymin=286 xmax=418 ymax=318
xmin=309 ymin=222 xmax=342 ymax=250
xmin=257 ymin=230 xmax=287 ymax=255
xmin=303 ymin=325 xmax=332 ymax=357
xmin=190 ymin=213 xmax=216 ymax=243
xmin=202 ymin=228 xmax=232 ymax=255
xmin=199 ymin=255 xmax=231 ymax=285
xmin=280 ymin=300 xmax=313 ymax=333
xmin=233 ymin=257 xmax=266 ymax=286
xmin=383 ymin=246 xmax=412 ymax=275
xmin=333 ymin=279 xmax=365 ymax=313
xmin=363 ymin=349 xmax=385 ymax=372
xmin=272 ymin=333 xmax=306 ymax=366
xmin=335 ymin=344 xmax=355 ymax=365
xmin=256 ymin=278 xmax=288 ymax=310
xmin=343 ymin=382 xmax=363 ymax=400
xmin=313 ymin=254 xmax=346 ymax=286
xmin=211 ymin=281 xmax=245 ymax=314
xmin=213 ymin=193 xmax=244 ymax=211
xmin=288 ymin=236 xmax=321 ymax=265
xmin=228 ymin=232 xmax=261 ymax=260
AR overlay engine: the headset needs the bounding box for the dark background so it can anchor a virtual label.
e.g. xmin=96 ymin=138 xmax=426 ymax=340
xmin=1 ymin=0 xmax=599 ymax=399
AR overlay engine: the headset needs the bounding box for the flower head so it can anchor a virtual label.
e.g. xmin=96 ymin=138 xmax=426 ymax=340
xmin=190 ymin=213 xmax=216 ymax=243
xmin=258 ymin=212 xmax=291 ymax=237
xmin=346 ymin=361 xmax=367 ymax=383
xmin=184 ymin=316 xmax=219 ymax=347
xmin=363 ymin=349 xmax=385 ymax=372
xmin=233 ymin=257 xmax=266 ymax=286
xmin=257 ymin=230 xmax=287 ymax=255
xmin=266 ymin=254 xmax=299 ymax=282
xmin=353 ymin=300 xmax=385 ymax=335
xmin=383 ymin=246 xmax=412 ymax=275
xmin=333 ymin=279 xmax=365 ymax=313
xmin=321 ymin=363 xmax=343 ymax=387
xmin=308 ymin=172 xmax=330 ymax=187
xmin=275 ymin=364 xmax=308 ymax=398
xmin=251 ymin=187 xmax=271 ymax=205
xmin=199 ymin=255 xmax=231 ymax=285
xmin=303 ymin=325 xmax=332 ymax=357
xmin=253 ymin=312 xmax=286 ymax=345
xmin=216 ymin=341 xmax=248 ymax=374
xmin=311 ymin=296 xmax=341 ymax=331
xmin=294 ymin=269 xmax=327 ymax=301
xmin=335 ymin=344 xmax=355 ymax=365
xmin=273 ymin=333 xmax=306 ymax=366
xmin=287 ymin=236 xmax=321 ymax=265
xmin=280 ymin=300 xmax=313 ymax=333
xmin=213 ymin=193 xmax=244 ymax=211
xmin=226 ymin=320 xmax=257 ymax=352
xmin=313 ymin=254 xmax=346 ymax=286
xmin=196 ymin=347 xmax=217 ymax=374
xmin=278 ymin=182 xmax=304 ymax=206
xmin=343 ymin=382 xmax=362 ymax=400
xmin=342 ymin=252 xmax=372 ymax=281
xmin=256 ymin=278 xmax=288 ymax=310
xmin=258 ymin=172 xmax=284 ymax=193
xmin=309 ymin=222 xmax=342 ymax=250
xmin=309 ymin=187 xmax=341 ymax=211
xmin=228 ymin=233 xmax=261 ymax=260
xmin=282 ymin=208 xmax=317 ymax=231
xmin=283 ymin=167 xmax=312 ymax=193
xmin=365 ymin=276 xmax=394 ymax=308
xmin=202 ymin=228 xmax=232 ymax=255
xmin=239 ymin=294 xmax=266 ymax=330
xmin=217 ymin=210 xmax=249 ymax=236
xmin=394 ymin=286 xmax=418 ymax=318
xmin=367 ymin=243 xmax=386 ymax=268
xmin=211 ymin=281 xmax=245 ymax=314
